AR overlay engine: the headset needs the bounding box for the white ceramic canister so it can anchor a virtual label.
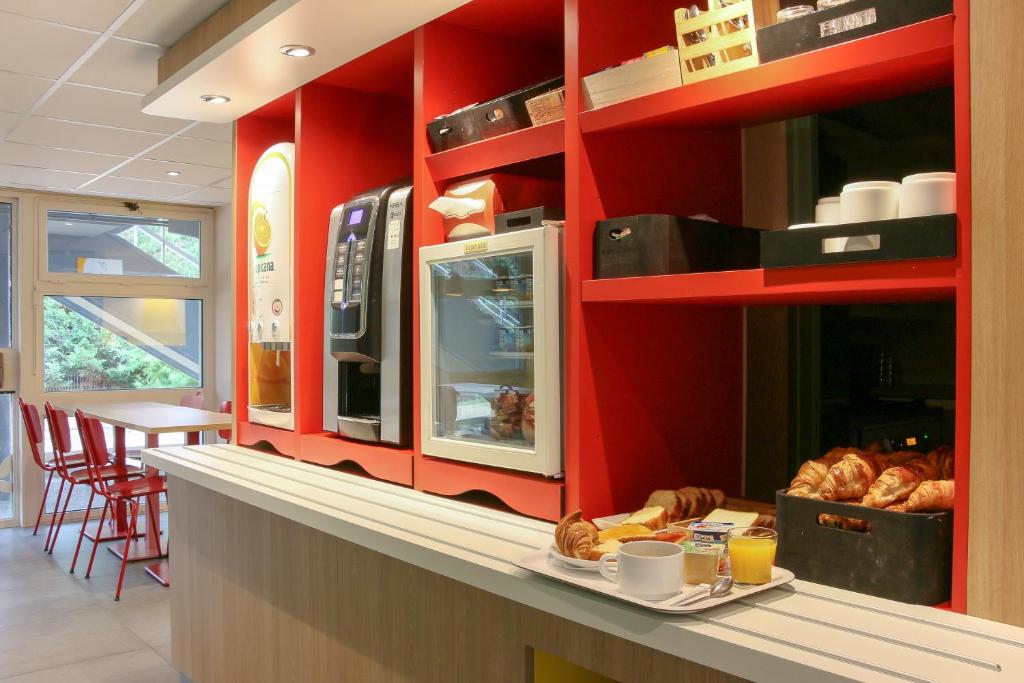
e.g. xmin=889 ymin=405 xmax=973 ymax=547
xmin=840 ymin=181 xmax=901 ymax=223
xmin=899 ymin=172 xmax=956 ymax=218
xmin=815 ymin=196 xmax=840 ymax=224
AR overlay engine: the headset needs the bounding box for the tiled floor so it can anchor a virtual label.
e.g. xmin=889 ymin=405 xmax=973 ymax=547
xmin=0 ymin=514 xmax=178 ymax=682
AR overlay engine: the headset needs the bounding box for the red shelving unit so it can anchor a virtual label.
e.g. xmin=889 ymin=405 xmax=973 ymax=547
xmin=424 ymin=120 xmax=565 ymax=181
xmin=231 ymin=0 xmax=973 ymax=608
xmin=580 ymin=16 xmax=954 ymax=133
xmin=582 ymin=260 xmax=957 ymax=307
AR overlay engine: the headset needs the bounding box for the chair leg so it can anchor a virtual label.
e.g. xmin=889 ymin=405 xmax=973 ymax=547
xmin=33 ymin=470 xmax=53 ymax=536
xmin=115 ymin=500 xmax=139 ymax=601
xmin=49 ymin=482 xmax=75 ymax=554
xmin=85 ymin=500 xmax=109 ymax=579
xmin=145 ymin=495 xmax=162 ymax=556
xmin=69 ymin=490 xmax=95 ymax=573
xmin=43 ymin=477 xmax=65 ymax=552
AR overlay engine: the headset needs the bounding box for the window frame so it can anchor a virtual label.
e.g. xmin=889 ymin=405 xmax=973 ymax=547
xmin=0 ymin=195 xmax=17 ymax=528
xmin=36 ymin=198 xmax=213 ymax=289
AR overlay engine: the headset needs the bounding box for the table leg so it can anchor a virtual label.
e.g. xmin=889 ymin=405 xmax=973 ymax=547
xmin=112 ymin=426 xmax=128 ymax=533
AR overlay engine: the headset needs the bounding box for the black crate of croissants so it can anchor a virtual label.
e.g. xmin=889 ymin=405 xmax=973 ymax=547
xmin=776 ymin=446 xmax=954 ymax=605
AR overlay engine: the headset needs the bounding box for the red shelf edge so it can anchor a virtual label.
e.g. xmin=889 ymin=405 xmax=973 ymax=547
xmin=237 ymin=421 xmax=300 ymax=457
xmin=580 ymin=16 xmax=954 ymax=133
xmin=415 ymin=455 xmax=563 ymax=521
xmin=581 ymin=259 xmax=958 ymax=307
xmin=299 ymin=432 xmax=414 ymax=486
xmin=424 ymin=119 xmax=565 ymax=180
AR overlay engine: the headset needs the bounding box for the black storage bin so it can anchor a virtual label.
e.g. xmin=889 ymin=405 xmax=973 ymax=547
xmin=427 ymin=77 xmax=564 ymax=153
xmin=775 ymin=490 xmax=952 ymax=605
xmin=594 ymin=215 xmax=763 ymax=279
xmin=757 ymin=0 xmax=952 ymax=64
xmin=760 ymin=214 xmax=956 ymax=269
xmin=495 ymin=206 xmax=564 ymax=234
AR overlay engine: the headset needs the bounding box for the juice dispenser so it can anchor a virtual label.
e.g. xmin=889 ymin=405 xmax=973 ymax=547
xmin=248 ymin=142 xmax=295 ymax=429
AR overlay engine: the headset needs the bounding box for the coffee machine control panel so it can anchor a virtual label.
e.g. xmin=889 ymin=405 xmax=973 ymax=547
xmin=330 ymin=201 xmax=375 ymax=336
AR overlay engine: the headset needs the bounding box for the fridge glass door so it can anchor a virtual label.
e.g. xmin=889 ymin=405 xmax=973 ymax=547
xmin=430 ymin=249 xmax=537 ymax=453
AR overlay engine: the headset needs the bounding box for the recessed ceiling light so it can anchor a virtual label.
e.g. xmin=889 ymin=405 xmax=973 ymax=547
xmin=200 ymin=94 xmax=230 ymax=104
xmin=166 ymin=170 xmax=181 ymax=177
xmin=280 ymin=44 xmax=315 ymax=58
xmin=64 ymin=222 xmax=73 ymax=226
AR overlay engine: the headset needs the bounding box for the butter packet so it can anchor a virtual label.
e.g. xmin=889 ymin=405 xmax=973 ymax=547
xmin=688 ymin=521 xmax=734 ymax=543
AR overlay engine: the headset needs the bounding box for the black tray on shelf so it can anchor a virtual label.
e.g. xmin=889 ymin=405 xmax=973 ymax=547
xmin=760 ymin=214 xmax=956 ymax=269
xmin=775 ymin=490 xmax=952 ymax=605
xmin=756 ymin=0 xmax=953 ymax=65
xmin=594 ymin=214 xmax=763 ymax=279
xmin=427 ymin=76 xmax=564 ymax=153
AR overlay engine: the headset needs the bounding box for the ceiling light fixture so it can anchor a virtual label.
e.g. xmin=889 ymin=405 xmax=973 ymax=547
xmin=280 ymin=44 xmax=315 ymax=58
xmin=200 ymin=94 xmax=230 ymax=104
xmin=166 ymin=170 xmax=181 ymax=177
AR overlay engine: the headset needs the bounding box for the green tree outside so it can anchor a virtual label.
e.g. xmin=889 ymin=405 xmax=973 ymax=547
xmin=43 ymin=298 xmax=198 ymax=392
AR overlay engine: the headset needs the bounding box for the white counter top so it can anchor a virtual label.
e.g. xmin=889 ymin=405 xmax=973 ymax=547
xmin=144 ymin=444 xmax=1024 ymax=683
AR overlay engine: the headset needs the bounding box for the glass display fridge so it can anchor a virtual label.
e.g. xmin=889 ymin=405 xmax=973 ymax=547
xmin=419 ymin=225 xmax=562 ymax=476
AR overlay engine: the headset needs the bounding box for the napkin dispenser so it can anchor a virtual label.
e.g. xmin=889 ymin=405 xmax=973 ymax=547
xmin=429 ymin=174 xmax=563 ymax=241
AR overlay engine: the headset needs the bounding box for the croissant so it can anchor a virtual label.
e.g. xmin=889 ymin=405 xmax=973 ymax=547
xmin=787 ymin=447 xmax=851 ymax=497
xmin=862 ymin=458 xmax=940 ymax=508
xmin=554 ymin=510 xmax=598 ymax=559
xmin=904 ymin=479 xmax=955 ymax=512
xmin=819 ymin=452 xmax=884 ymax=501
xmin=927 ymin=446 xmax=955 ymax=480
xmin=817 ymin=498 xmax=870 ymax=531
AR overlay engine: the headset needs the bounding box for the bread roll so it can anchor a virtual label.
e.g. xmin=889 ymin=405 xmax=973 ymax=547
xmin=644 ymin=490 xmax=683 ymax=522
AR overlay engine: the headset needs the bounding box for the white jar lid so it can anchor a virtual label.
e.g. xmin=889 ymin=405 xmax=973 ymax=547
xmin=902 ymin=172 xmax=956 ymax=183
xmin=843 ymin=180 xmax=901 ymax=192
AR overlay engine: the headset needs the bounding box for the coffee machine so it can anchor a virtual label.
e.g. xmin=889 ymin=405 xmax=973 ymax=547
xmin=322 ymin=184 xmax=412 ymax=445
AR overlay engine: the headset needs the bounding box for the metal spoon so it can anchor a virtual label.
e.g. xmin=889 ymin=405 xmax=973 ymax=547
xmin=665 ymin=575 xmax=734 ymax=607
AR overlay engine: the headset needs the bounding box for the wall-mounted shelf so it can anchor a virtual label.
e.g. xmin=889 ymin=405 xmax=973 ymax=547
xmin=424 ymin=120 xmax=565 ymax=180
xmin=581 ymin=259 xmax=957 ymax=307
xmin=579 ymin=16 xmax=954 ymax=133
xmin=488 ymin=351 xmax=535 ymax=359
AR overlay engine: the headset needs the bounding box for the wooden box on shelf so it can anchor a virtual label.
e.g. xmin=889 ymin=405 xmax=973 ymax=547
xmin=674 ymin=0 xmax=760 ymax=84
xmin=582 ymin=48 xmax=682 ymax=110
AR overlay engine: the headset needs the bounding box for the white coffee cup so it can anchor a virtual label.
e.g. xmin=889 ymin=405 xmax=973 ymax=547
xmin=840 ymin=181 xmax=901 ymax=223
xmin=598 ymin=540 xmax=683 ymax=601
xmin=899 ymin=172 xmax=955 ymax=218
xmin=815 ymin=196 xmax=840 ymax=224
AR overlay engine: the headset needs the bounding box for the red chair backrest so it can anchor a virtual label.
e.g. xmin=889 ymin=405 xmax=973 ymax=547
xmin=75 ymin=409 xmax=110 ymax=496
xmin=18 ymin=397 xmax=48 ymax=470
xmin=219 ymin=400 xmax=232 ymax=441
xmin=180 ymin=390 xmax=204 ymax=409
xmin=44 ymin=401 xmax=75 ymax=477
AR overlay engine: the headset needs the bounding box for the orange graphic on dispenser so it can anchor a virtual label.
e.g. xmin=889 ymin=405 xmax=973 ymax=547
xmin=251 ymin=202 xmax=272 ymax=255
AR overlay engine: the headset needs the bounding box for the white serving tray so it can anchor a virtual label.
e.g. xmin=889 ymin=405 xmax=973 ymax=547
xmin=514 ymin=546 xmax=794 ymax=614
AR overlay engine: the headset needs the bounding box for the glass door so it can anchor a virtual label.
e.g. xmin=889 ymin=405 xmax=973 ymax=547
xmin=0 ymin=202 xmax=15 ymax=523
xmin=420 ymin=226 xmax=562 ymax=476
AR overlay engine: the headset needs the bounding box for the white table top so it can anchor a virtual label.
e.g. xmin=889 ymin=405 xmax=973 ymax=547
xmin=143 ymin=444 xmax=1024 ymax=683
xmin=70 ymin=401 xmax=231 ymax=434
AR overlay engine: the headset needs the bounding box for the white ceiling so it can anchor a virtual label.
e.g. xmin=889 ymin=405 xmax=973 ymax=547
xmin=0 ymin=0 xmax=234 ymax=206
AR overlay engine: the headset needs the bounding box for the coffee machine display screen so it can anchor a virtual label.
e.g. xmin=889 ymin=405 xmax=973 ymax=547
xmin=348 ymin=207 xmax=365 ymax=225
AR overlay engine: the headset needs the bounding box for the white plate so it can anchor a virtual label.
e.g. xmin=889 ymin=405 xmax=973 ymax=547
xmin=593 ymin=513 xmax=628 ymax=530
xmin=515 ymin=546 xmax=795 ymax=614
xmin=548 ymin=544 xmax=602 ymax=571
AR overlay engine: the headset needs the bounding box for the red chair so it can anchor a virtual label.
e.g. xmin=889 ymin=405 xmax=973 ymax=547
xmin=44 ymin=402 xmax=143 ymax=560
xmin=75 ymin=410 xmax=167 ymax=600
xmin=17 ymin=398 xmax=86 ymax=549
xmin=219 ymin=400 xmax=232 ymax=441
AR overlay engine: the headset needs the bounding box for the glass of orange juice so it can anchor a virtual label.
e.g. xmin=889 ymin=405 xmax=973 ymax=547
xmin=726 ymin=527 xmax=777 ymax=585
